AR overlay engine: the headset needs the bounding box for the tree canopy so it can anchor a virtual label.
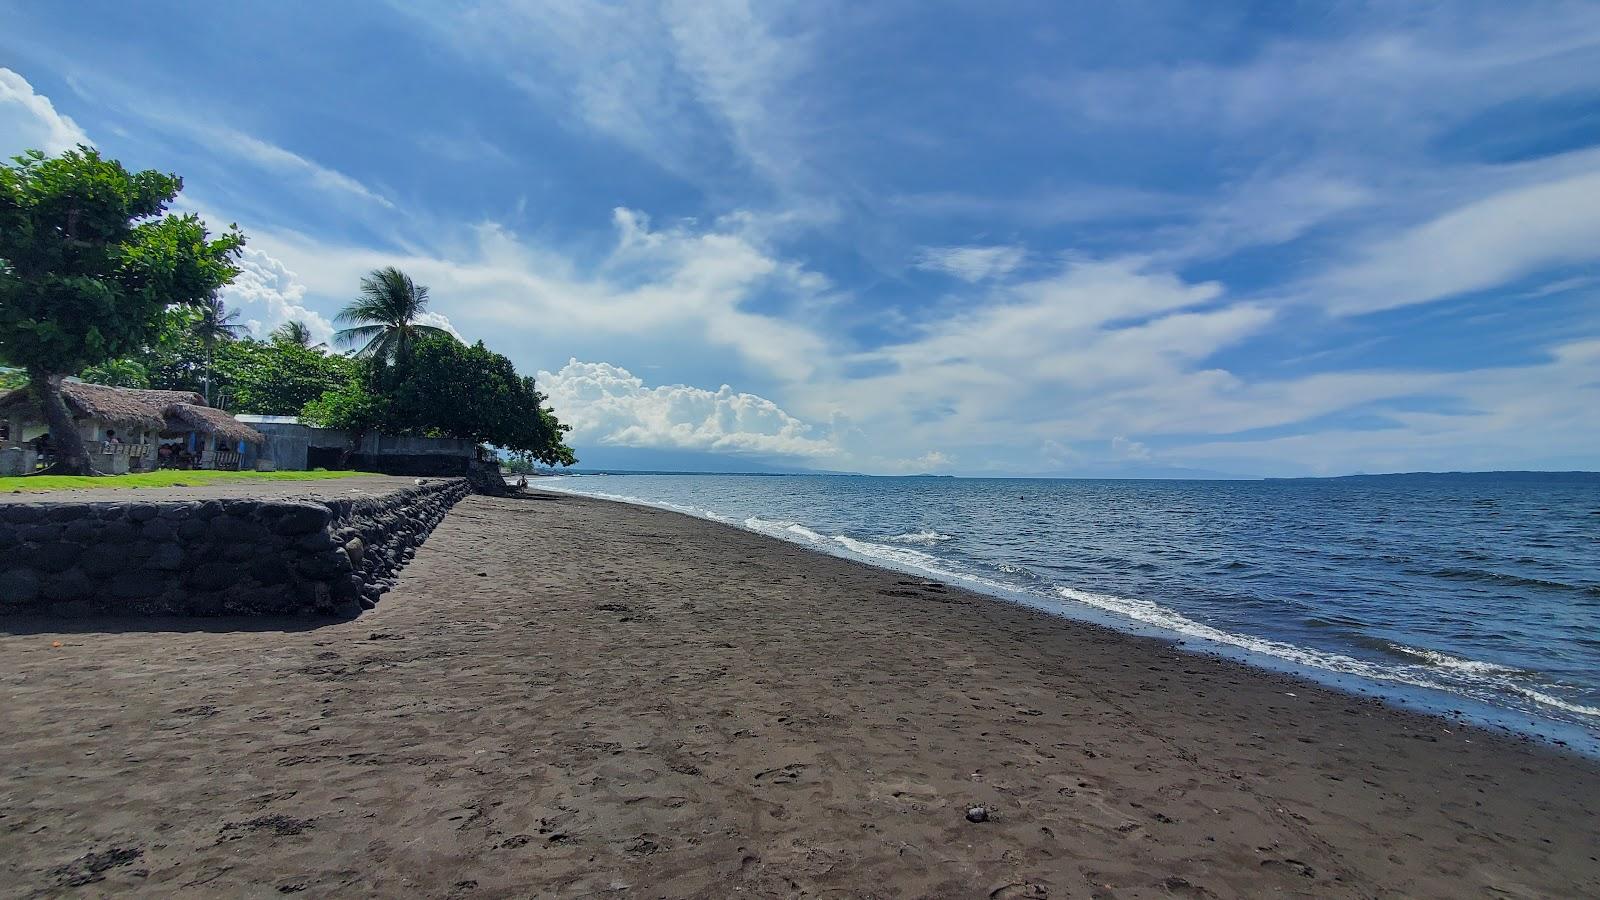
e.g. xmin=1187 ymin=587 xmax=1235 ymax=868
xmin=77 ymin=309 xmax=356 ymax=417
xmin=0 ymin=146 xmax=243 ymax=472
xmin=0 ymin=147 xmax=243 ymax=376
xmin=302 ymin=334 xmax=574 ymax=466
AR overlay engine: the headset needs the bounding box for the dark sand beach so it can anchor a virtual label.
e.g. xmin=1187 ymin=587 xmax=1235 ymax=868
xmin=2 ymin=489 xmax=1597 ymax=898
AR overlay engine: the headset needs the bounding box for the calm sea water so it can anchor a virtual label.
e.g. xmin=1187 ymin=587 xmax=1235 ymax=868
xmin=537 ymin=472 xmax=1600 ymax=751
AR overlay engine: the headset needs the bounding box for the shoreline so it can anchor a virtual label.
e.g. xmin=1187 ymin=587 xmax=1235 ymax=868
xmin=2 ymin=490 xmax=1597 ymax=896
xmin=528 ymin=479 xmax=1600 ymax=756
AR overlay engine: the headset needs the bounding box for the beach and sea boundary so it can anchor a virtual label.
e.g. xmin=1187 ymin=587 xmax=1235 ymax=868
xmin=1 ymin=487 xmax=1596 ymax=897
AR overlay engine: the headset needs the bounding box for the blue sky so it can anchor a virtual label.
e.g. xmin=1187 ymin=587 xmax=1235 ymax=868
xmin=3 ymin=1 xmax=1598 ymax=476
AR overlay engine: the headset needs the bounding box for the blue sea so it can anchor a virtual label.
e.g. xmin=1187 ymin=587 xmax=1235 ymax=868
xmin=537 ymin=472 xmax=1600 ymax=752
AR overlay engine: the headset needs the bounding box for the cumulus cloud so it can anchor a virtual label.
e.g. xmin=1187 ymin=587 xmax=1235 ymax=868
xmin=912 ymin=245 xmax=1026 ymax=282
xmin=1111 ymin=436 xmax=1151 ymax=460
xmin=0 ymin=67 xmax=90 ymax=154
xmin=248 ymin=207 xmax=832 ymax=383
xmin=539 ymin=359 xmax=835 ymax=458
xmin=217 ymin=248 xmax=337 ymax=346
xmin=414 ymin=311 xmax=466 ymax=342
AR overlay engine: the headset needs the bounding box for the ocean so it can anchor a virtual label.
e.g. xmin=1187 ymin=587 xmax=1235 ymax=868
xmin=535 ymin=472 xmax=1600 ymax=752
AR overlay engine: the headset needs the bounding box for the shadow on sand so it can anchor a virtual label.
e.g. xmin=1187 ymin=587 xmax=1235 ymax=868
xmin=0 ymin=611 xmax=361 ymax=637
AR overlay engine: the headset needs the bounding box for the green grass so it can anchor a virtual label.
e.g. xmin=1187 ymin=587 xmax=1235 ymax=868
xmin=0 ymin=469 xmax=368 ymax=493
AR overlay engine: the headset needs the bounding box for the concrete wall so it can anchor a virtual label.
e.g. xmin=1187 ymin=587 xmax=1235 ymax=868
xmin=0 ymin=479 xmax=471 ymax=617
xmin=242 ymin=422 xmax=476 ymax=472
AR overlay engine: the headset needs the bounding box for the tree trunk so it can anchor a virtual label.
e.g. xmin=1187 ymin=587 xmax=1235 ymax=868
xmin=32 ymin=372 xmax=96 ymax=475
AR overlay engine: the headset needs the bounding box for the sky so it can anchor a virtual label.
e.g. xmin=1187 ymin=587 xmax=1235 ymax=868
xmin=2 ymin=1 xmax=1598 ymax=477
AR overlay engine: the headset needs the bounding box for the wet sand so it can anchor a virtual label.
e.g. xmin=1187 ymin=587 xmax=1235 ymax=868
xmin=1 ymin=490 xmax=1596 ymax=897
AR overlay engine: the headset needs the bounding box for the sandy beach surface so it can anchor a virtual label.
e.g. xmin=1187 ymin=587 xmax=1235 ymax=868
xmin=2 ymin=489 xmax=1596 ymax=898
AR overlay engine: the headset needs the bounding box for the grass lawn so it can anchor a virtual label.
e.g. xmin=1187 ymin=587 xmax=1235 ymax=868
xmin=0 ymin=469 xmax=368 ymax=494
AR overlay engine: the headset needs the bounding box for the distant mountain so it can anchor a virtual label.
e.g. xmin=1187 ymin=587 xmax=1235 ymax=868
xmin=1270 ymin=470 xmax=1600 ymax=483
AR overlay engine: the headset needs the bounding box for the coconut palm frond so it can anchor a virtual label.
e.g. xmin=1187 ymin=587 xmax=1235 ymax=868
xmin=334 ymin=267 xmax=452 ymax=369
xmin=271 ymin=320 xmax=315 ymax=347
xmin=333 ymin=323 xmax=386 ymax=349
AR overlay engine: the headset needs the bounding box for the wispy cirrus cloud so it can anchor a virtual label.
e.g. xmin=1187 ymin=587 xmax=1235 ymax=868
xmin=912 ymin=245 xmax=1025 ymax=282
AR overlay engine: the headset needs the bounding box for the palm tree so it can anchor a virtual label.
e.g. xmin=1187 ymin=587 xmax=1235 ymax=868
xmin=334 ymin=267 xmax=453 ymax=373
xmin=270 ymin=319 xmax=323 ymax=349
xmin=191 ymin=296 xmax=245 ymax=405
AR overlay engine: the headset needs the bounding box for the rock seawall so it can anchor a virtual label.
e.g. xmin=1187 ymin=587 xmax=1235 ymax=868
xmin=0 ymin=479 xmax=470 ymax=616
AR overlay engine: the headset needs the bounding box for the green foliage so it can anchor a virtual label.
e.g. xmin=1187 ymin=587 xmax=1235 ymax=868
xmin=298 ymin=371 xmax=389 ymax=434
xmin=140 ymin=306 xmax=210 ymax=394
xmin=79 ymin=309 xmax=354 ymax=415
xmin=78 ymin=357 xmax=150 ymax=388
xmin=300 ymin=335 xmax=575 ymax=466
xmin=0 ymin=146 xmax=245 ymax=376
xmin=271 ymin=319 xmax=317 ymax=348
xmin=220 ymin=339 xmax=357 ymax=415
xmin=333 ymin=266 xmax=453 ymax=372
xmin=387 ymin=335 xmax=574 ymax=464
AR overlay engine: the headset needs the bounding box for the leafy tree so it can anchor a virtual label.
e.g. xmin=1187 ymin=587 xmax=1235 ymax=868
xmin=300 ymin=336 xmax=575 ymax=467
xmin=333 ymin=266 xmax=452 ymax=377
xmin=387 ymin=335 xmax=574 ymax=464
xmin=141 ymin=306 xmax=212 ymax=395
xmin=221 ymin=339 xmax=355 ymax=415
xmin=78 ymin=357 xmax=150 ymax=388
xmin=0 ymin=146 xmax=243 ymax=473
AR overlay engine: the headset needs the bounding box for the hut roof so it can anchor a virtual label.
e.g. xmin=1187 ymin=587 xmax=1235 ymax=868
xmin=0 ymin=381 xmax=264 ymax=444
xmin=164 ymin=403 xmax=266 ymax=445
xmin=0 ymin=382 xmax=205 ymax=431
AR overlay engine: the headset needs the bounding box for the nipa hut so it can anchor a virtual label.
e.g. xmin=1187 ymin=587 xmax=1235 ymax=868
xmin=0 ymin=381 xmax=265 ymax=474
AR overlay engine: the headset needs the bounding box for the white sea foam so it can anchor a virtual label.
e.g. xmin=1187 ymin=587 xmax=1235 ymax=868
xmin=1056 ymin=586 xmax=1600 ymax=720
xmin=1514 ymin=687 xmax=1600 ymax=718
xmin=744 ymin=517 xmax=828 ymax=544
xmin=831 ymin=535 xmax=1020 ymax=595
xmin=1391 ymin=645 xmax=1524 ymax=677
xmin=887 ymin=529 xmax=954 ymax=546
xmin=535 ymin=483 xmax=736 ymax=524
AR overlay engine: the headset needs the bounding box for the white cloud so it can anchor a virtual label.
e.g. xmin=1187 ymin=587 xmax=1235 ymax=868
xmin=913 ymin=245 xmax=1025 ymax=282
xmin=414 ymin=311 xmax=465 ymax=342
xmin=249 ymin=207 xmax=833 ymax=383
xmin=1314 ymin=167 xmax=1600 ymax=315
xmin=1111 ymin=436 xmax=1151 ymax=460
xmin=205 ymin=126 xmax=396 ymax=209
xmin=1042 ymin=8 xmax=1600 ymax=144
xmin=0 ymin=67 xmax=90 ymax=155
xmin=539 ymin=359 xmax=834 ymax=458
xmin=398 ymin=0 xmax=815 ymax=197
xmin=217 ymin=247 xmax=337 ymax=346
xmin=1166 ymin=339 xmax=1600 ymax=474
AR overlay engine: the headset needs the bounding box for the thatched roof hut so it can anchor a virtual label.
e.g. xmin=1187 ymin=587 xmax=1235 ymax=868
xmin=0 ymin=381 xmax=264 ymax=444
xmin=163 ymin=402 xmax=266 ymax=445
